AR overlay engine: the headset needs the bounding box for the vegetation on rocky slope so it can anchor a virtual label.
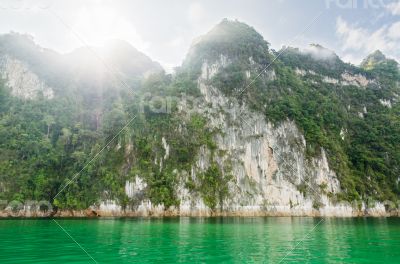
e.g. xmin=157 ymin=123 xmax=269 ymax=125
xmin=187 ymin=20 xmax=400 ymax=203
xmin=0 ymin=19 xmax=399 ymax=212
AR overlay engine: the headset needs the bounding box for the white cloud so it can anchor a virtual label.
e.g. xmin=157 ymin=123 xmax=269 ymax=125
xmin=336 ymin=17 xmax=368 ymax=50
xmin=301 ymin=45 xmax=336 ymax=61
xmin=386 ymin=1 xmax=400 ymax=15
xmin=341 ymin=53 xmax=364 ymax=65
xmin=336 ymin=16 xmax=399 ymax=62
xmin=188 ymin=2 xmax=205 ymax=23
xmin=388 ymin=21 xmax=400 ymax=39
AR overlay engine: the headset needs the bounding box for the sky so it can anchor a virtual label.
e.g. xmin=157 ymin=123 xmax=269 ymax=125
xmin=0 ymin=0 xmax=399 ymax=70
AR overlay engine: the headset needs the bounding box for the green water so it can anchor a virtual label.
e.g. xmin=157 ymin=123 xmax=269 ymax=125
xmin=0 ymin=217 xmax=399 ymax=263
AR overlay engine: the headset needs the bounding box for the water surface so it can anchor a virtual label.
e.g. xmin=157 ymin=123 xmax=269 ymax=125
xmin=0 ymin=217 xmax=399 ymax=263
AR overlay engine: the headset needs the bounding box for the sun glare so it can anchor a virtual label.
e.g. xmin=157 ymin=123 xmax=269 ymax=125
xmin=72 ymin=6 xmax=148 ymax=51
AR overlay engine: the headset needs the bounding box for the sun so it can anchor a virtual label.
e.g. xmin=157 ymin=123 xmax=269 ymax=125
xmin=71 ymin=6 xmax=148 ymax=51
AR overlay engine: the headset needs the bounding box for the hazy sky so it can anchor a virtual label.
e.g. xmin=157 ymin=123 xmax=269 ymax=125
xmin=1 ymin=0 xmax=400 ymax=70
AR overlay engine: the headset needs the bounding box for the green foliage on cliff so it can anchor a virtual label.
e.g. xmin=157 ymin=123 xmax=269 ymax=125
xmin=198 ymin=163 xmax=231 ymax=211
xmin=207 ymin=38 xmax=399 ymax=202
xmin=0 ymin=61 xmax=221 ymax=210
xmin=0 ymin=20 xmax=399 ymax=212
xmin=185 ymin=20 xmax=399 ymax=203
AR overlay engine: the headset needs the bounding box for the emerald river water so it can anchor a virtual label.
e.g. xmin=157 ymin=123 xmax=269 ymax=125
xmin=0 ymin=217 xmax=399 ymax=263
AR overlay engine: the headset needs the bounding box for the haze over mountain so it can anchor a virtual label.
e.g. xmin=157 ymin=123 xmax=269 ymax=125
xmin=0 ymin=19 xmax=399 ymax=217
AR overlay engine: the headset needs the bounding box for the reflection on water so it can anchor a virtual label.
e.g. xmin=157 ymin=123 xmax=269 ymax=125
xmin=0 ymin=217 xmax=399 ymax=263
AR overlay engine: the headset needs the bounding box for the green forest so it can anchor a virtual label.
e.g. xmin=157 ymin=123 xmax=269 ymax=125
xmin=0 ymin=20 xmax=399 ymax=212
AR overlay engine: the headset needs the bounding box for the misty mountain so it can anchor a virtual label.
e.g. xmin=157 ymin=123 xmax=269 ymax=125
xmin=0 ymin=33 xmax=163 ymax=98
xmin=0 ymin=19 xmax=399 ymax=217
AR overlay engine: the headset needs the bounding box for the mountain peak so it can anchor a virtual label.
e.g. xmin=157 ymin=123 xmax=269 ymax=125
xmin=185 ymin=19 xmax=270 ymax=67
xmin=361 ymin=50 xmax=387 ymax=69
xmin=0 ymin=32 xmax=51 ymax=60
xmin=195 ymin=19 xmax=266 ymax=44
xmin=66 ymin=39 xmax=163 ymax=79
xmin=0 ymin=32 xmax=36 ymax=48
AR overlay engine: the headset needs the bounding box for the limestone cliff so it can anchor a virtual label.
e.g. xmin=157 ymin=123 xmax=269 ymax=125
xmin=0 ymin=55 xmax=54 ymax=99
xmin=0 ymin=21 xmax=398 ymax=218
xmin=87 ymin=57 xmax=390 ymax=217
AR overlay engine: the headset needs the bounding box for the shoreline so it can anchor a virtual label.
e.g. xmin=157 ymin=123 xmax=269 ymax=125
xmin=1 ymin=209 xmax=399 ymax=218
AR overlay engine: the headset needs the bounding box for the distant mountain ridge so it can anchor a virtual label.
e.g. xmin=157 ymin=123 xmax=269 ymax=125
xmin=0 ymin=33 xmax=163 ymax=99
